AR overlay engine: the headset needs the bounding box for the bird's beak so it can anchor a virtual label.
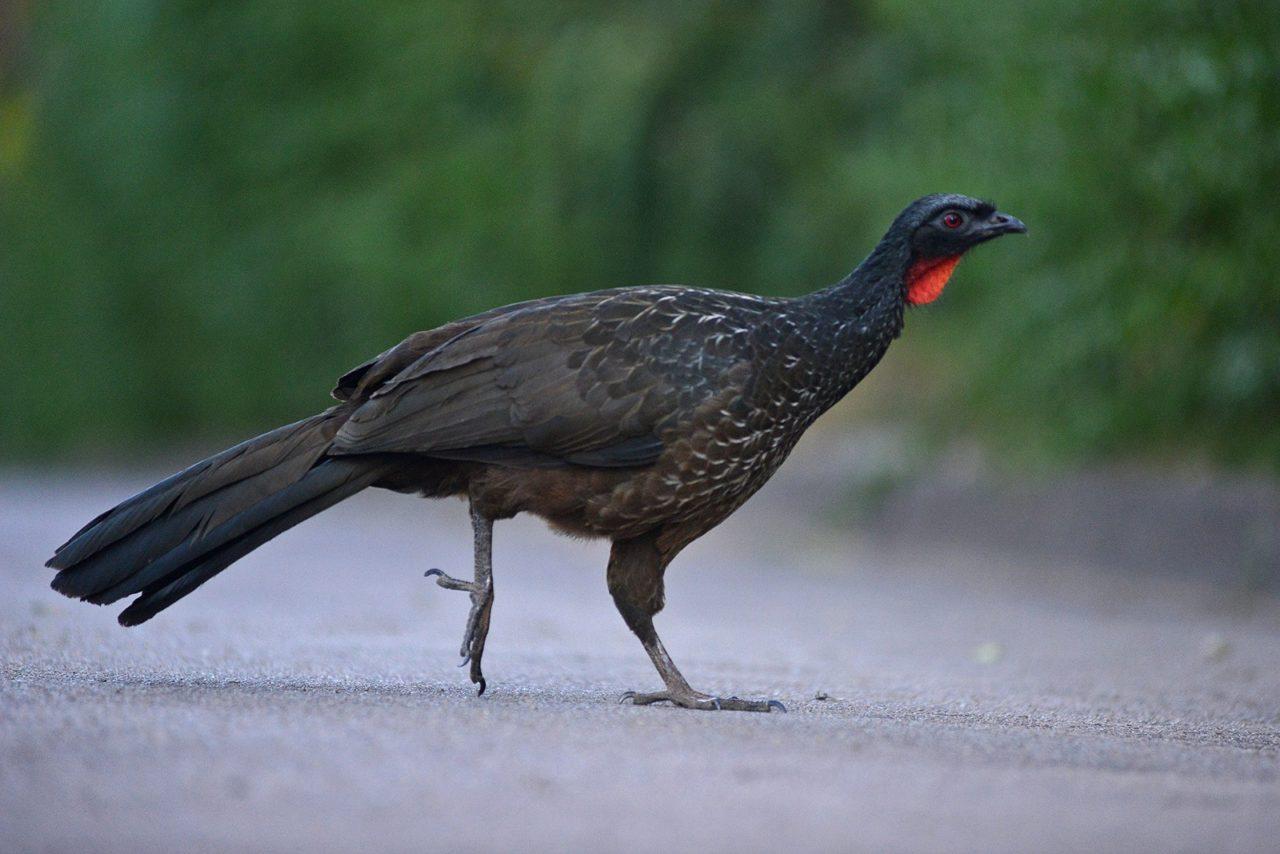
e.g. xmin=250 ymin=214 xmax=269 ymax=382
xmin=980 ymin=211 xmax=1028 ymax=237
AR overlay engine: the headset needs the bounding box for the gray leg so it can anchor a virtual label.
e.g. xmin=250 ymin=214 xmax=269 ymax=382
xmin=607 ymin=536 xmax=785 ymax=713
xmin=425 ymin=502 xmax=494 ymax=695
xmin=617 ymin=614 xmax=785 ymax=713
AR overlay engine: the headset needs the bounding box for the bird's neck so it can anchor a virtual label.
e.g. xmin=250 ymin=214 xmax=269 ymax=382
xmin=804 ymin=236 xmax=911 ymax=341
xmin=764 ymin=236 xmax=913 ymax=416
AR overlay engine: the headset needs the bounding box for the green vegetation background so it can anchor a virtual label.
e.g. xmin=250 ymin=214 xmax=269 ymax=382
xmin=2 ymin=1 xmax=1277 ymax=470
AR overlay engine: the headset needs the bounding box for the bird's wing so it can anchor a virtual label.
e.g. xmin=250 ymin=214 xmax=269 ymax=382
xmin=330 ymin=287 xmax=773 ymax=467
xmin=330 ymin=294 xmax=571 ymax=403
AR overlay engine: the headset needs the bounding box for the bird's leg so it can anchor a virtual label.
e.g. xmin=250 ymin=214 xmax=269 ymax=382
xmin=618 ymin=616 xmax=784 ymax=713
xmin=424 ymin=503 xmax=494 ymax=695
xmin=607 ymin=537 xmax=785 ymax=713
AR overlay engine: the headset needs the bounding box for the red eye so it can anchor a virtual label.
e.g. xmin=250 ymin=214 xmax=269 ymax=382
xmin=942 ymin=212 xmax=963 ymax=229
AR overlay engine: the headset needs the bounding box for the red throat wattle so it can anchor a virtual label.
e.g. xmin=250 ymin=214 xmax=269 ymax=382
xmin=906 ymin=255 xmax=961 ymax=305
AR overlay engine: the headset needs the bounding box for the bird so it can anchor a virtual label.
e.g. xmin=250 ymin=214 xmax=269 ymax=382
xmin=47 ymin=193 xmax=1025 ymax=712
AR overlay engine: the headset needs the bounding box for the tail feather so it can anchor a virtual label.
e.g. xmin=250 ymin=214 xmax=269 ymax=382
xmin=50 ymin=412 xmax=338 ymax=571
xmin=116 ymin=459 xmax=385 ymax=626
xmin=56 ymin=454 xmax=329 ymax=604
xmin=47 ymin=408 xmax=385 ymax=625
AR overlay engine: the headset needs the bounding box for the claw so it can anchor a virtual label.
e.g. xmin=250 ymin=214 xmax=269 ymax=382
xmin=457 ymin=654 xmax=471 ymax=667
xmin=620 ymin=689 xmax=782 ymax=712
xmin=426 ymin=567 xmax=475 ymax=592
xmin=476 ymin=677 xmax=486 ymax=696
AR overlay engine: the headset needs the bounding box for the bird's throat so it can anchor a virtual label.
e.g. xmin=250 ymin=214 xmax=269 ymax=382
xmin=906 ymin=255 xmax=961 ymax=305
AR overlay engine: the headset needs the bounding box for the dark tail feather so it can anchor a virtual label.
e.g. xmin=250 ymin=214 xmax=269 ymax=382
xmin=116 ymin=459 xmax=383 ymax=625
xmin=47 ymin=408 xmax=387 ymax=625
xmin=50 ymin=410 xmax=344 ymax=571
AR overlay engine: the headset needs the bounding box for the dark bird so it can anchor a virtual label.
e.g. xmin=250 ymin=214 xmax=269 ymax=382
xmin=47 ymin=193 xmax=1025 ymax=712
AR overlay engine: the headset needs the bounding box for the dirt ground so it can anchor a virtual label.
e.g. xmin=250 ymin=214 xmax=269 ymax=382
xmin=2 ymin=447 xmax=1278 ymax=853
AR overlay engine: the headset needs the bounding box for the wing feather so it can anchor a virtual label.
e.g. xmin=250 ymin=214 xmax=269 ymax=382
xmin=330 ymin=287 xmax=772 ymax=468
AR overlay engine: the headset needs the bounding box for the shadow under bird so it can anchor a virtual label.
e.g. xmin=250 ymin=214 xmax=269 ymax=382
xmin=48 ymin=193 xmax=1025 ymax=712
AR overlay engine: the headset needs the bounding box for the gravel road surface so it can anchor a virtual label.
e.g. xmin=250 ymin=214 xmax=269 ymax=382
xmin=3 ymin=452 xmax=1278 ymax=853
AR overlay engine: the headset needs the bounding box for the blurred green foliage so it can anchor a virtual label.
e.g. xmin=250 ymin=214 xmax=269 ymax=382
xmin=2 ymin=1 xmax=1277 ymax=469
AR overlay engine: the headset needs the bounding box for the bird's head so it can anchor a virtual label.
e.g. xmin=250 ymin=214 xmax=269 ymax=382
xmin=888 ymin=193 xmax=1027 ymax=305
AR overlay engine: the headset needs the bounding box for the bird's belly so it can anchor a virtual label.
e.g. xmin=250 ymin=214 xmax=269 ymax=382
xmin=464 ymin=427 xmax=799 ymax=545
xmin=583 ymin=421 xmax=804 ymax=542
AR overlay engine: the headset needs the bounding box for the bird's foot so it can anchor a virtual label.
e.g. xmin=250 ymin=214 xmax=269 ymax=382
xmin=425 ymin=568 xmax=493 ymax=695
xmin=618 ymin=689 xmax=785 ymax=713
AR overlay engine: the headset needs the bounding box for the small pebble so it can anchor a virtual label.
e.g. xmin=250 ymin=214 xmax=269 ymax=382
xmin=971 ymin=641 xmax=1003 ymax=665
xmin=1200 ymin=633 xmax=1231 ymax=662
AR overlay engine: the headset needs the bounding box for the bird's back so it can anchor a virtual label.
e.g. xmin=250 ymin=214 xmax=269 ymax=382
xmin=330 ymin=285 xmax=790 ymax=469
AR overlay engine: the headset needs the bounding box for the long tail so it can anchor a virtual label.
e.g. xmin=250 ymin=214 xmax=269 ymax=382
xmin=47 ymin=408 xmax=389 ymax=626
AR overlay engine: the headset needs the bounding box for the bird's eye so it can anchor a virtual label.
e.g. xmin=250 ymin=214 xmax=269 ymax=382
xmin=942 ymin=212 xmax=964 ymax=229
